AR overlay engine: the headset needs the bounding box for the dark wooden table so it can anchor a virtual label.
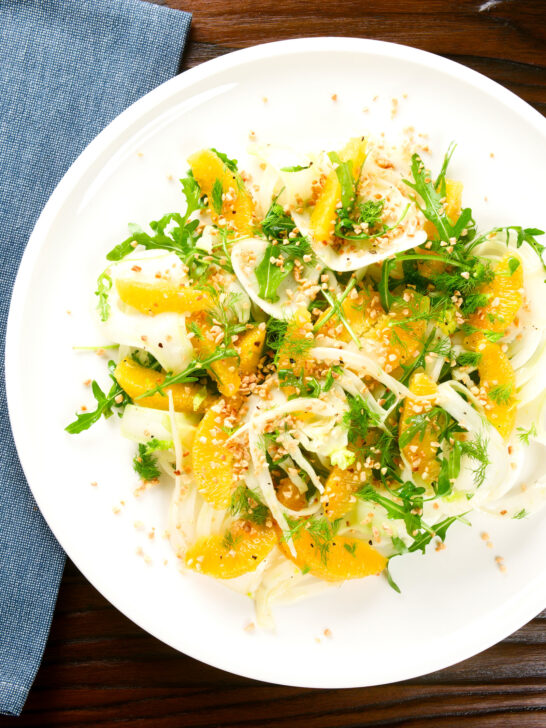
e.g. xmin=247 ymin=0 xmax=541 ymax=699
xmin=4 ymin=1 xmax=546 ymax=726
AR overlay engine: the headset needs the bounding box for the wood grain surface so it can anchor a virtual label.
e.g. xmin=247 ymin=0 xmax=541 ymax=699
xmin=3 ymin=1 xmax=546 ymax=726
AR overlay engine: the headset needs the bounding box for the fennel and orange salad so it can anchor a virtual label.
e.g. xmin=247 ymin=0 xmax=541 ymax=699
xmin=67 ymin=137 xmax=546 ymax=627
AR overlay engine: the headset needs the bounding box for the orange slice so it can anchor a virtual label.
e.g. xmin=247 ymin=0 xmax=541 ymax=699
xmin=316 ymin=285 xmax=383 ymax=342
xmin=399 ymin=371 xmax=440 ymax=482
xmin=310 ymin=137 xmax=367 ymax=245
xmin=237 ymin=325 xmax=266 ymax=376
xmin=186 ymin=520 xmax=277 ymax=579
xmin=282 ymin=528 xmax=386 ymax=581
xmin=369 ymin=290 xmax=428 ymax=372
xmin=114 ymin=358 xmax=214 ymax=414
xmin=277 ymin=307 xmax=313 ymax=395
xmin=188 ymin=149 xmax=254 ymax=234
xmin=116 ymin=279 xmax=213 ymax=315
xmin=469 ymin=254 xmax=523 ymax=334
xmin=473 ymin=337 xmax=517 ymax=440
xmin=276 ymin=478 xmax=308 ymax=511
xmin=192 ymin=400 xmax=235 ymax=509
xmin=187 ymin=311 xmax=241 ymax=398
xmin=322 ymin=466 xmax=362 ymax=520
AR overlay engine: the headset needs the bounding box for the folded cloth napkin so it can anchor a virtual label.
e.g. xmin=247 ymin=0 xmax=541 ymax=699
xmin=0 ymin=0 xmax=190 ymax=716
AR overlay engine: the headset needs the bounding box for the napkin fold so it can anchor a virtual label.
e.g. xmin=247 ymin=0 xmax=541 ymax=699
xmin=0 ymin=0 xmax=190 ymax=715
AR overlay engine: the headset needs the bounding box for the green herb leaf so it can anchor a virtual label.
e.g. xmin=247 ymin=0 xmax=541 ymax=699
xmin=281 ymin=164 xmax=311 ymax=172
xmin=517 ymin=423 xmax=537 ymax=446
xmin=230 ymin=485 xmax=270 ymax=526
xmin=343 ymin=392 xmax=382 ymax=446
xmin=211 ymin=178 xmax=223 ymax=214
xmin=133 ymin=441 xmax=167 ymax=481
xmin=456 ymin=351 xmax=482 ymax=368
xmin=488 ymin=383 xmax=513 ymax=405
xmin=136 ymin=348 xmax=238 ymax=399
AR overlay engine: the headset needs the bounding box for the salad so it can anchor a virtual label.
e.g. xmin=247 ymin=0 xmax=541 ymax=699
xmin=67 ymin=136 xmax=546 ymax=628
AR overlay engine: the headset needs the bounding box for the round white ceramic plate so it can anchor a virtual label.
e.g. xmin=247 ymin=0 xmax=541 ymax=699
xmin=6 ymin=38 xmax=546 ymax=689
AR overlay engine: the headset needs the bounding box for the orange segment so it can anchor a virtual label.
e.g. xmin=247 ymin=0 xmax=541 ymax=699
xmin=473 ymin=337 xmax=517 ymax=440
xmin=283 ymin=529 xmax=386 ymax=581
xmin=188 ymin=149 xmax=254 ymax=234
xmin=116 ymin=279 xmax=213 ymax=315
xmin=185 ymin=520 xmax=277 ymax=579
xmin=369 ymin=290 xmax=429 ymax=373
xmin=277 ymin=307 xmax=313 ymax=395
xmin=237 ymin=325 xmax=265 ymax=376
xmin=114 ymin=358 xmax=214 ymax=414
xmin=310 ymin=137 xmax=367 ymax=244
xmin=316 ymin=286 xmax=383 ymax=342
xmin=192 ymin=401 xmax=235 ymax=509
xmin=469 ymin=254 xmax=523 ymax=334
xmin=322 ymin=466 xmax=362 ymax=520
xmin=399 ymin=371 xmax=440 ymax=482
xmin=445 ymin=179 xmax=463 ymax=223
xmin=276 ymin=479 xmax=308 ymax=511
xmin=188 ymin=311 xmax=241 ymax=397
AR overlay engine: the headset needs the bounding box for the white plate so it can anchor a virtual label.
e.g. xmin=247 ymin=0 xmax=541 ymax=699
xmin=6 ymin=38 xmax=546 ymax=689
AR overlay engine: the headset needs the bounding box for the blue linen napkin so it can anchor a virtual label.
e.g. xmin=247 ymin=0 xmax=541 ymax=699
xmin=0 ymin=0 xmax=190 ymax=716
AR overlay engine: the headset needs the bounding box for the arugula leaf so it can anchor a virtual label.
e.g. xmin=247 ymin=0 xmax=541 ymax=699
xmin=255 ymin=202 xmax=313 ymax=302
xmin=180 ymin=172 xmax=203 ymax=219
xmin=508 ymin=257 xmax=521 ymax=276
xmin=357 ymin=482 xmax=424 ymax=538
xmin=230 ymin=485 xmax=270 ymax=526
xmin=385 ymin=560 xmax=401 ymax=593
xmin=104 ymin=174 xmax=223 ymax=279
xmin=66 ymin=362 xmax=130 ymax=434
xmin=407 ymin=515 xmax=459 ymax=554
xmin=404 ymin=153 xmax=456 ymax=244
xmin=328 ymin=151 xmax=355 ymax=209
xmin=95 ymin=270 xmax=112 ymax=322
xmin=210 ymin=148 xmax=238 ymax=173
xmin=470 ymin=226 xmax=546 ymax=272
xmin=211 ymin=178 xmax=223 ymax=214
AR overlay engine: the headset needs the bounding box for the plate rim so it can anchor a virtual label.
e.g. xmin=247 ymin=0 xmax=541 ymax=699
xmin=5 ymin=36 xmax=546 ymax=689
